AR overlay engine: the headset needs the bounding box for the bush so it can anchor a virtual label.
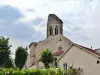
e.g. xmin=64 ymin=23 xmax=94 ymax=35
xmin=0 ymin=67 xmax=82 ymax=75
xmin=40 ymin=49 xmax=53 ymax=68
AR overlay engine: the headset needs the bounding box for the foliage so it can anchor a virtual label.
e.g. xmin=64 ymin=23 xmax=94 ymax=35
xmin=40 ymin=49 xmax=53 ymax=68
xmin=67 ymin=66 xmax=83 ymax=75
xmin=4 ymin=57 xmax=14 ymax=68
xmin=0 ymin=67 xmax=82 ymax=75
xmin=15 ymin=46 xmax=28 ymax=70
xmin=0 ymin=36 xmax=11 ymax=67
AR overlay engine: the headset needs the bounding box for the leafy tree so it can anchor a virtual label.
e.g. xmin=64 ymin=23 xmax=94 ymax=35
xmin=40 ymin=49 xmax=53 ymax=68
xmin=0 ymin=36 xmax=11 ymax=67
xmin=15 ymin=46 xmax=28 ymax=70
xmin=4 ymin=57 xmax=14 ymax=68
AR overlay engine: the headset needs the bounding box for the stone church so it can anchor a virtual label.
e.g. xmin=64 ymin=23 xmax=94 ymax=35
xmin=25 ymin=14 xmax=100 ymax=75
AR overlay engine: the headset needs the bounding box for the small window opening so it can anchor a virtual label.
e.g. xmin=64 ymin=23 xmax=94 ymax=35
xmin=97 ymin=60 xmax=99 ymax=64
xmin=55 ymin=26 xmax=58 ymax=35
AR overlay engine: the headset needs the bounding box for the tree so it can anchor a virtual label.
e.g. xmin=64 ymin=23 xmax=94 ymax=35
xmin=15 ymin=46 xmax=28 ymax=70
xmin=40 ymin=49 xmax=53 ymax=68
xmin=4 ymin=57 xmax=14 ymax=68
xmin=0 ymin=36 xmax=11 ymax=67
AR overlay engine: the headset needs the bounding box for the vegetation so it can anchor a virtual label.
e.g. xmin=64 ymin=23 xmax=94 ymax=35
xmin=0 ymin=36 xmax=83 ymax=75
xmin=0 ymin=67 xmax=82 ymax=75
xmin=4 ymin=57 xmax=14 ymax=68
xmin=0 ymin=36 xmax=11 ymax=67
xmin=40 ymin=49 xmax=53 ymax=68
xmin=67 ymin=67 xmax=83 ymax=75
xmin=15 ymin=46 xmax=28 ymax=70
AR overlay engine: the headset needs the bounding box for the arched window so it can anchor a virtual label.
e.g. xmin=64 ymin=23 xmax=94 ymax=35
xmin=55 ymin=26 xmax=58 ymax=35
xmin=50 ymin=26 xmax=53 ymax=35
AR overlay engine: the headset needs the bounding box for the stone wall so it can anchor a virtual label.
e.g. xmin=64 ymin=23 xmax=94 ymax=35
xmin=27 ymin=35 xmax=73 ymax=68
xmin=47 ymin=14 xmax=63 ymax=38
xmin=26 ymin=14 xmax=72 ymax=68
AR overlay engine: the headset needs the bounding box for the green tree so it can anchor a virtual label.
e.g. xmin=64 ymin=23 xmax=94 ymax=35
xmin=4 ymin=57 xmax=14 ymax=68
xmin=0 ymin=36 xmax=11 ymax=67
xmin=15 ymin=46 xmax=28 ymax=70
xmin=40 ymin=49 xmax=53 ymax=68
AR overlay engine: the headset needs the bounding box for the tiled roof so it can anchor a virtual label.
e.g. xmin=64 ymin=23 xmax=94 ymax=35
xmin=95 ymin=48 xmax=100 ymax=51
xmin=53 ymin=50 xmax=64 ymax=56
xmin=76 ymin=44 xmax=100 ymax=56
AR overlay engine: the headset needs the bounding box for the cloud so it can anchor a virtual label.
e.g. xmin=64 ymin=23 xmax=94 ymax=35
xmin=0 ymin=5 xmax=47 ymax=57
xmin=26 ymin=9 xmax=35 ymax=12
xmin=0 ymin=0 xmax=100 ymax=52
xmin=0 ymin=5 xmax=22 ymax=21
xmin=32 ymin=17 xmax=44 ymax=25
xmin=0 ymin=22 xmax=33 ymax=41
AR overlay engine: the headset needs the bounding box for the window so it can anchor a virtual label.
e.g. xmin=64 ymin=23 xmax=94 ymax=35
xmin=50 ymin=26 xmax=53 ymax=35
xmin=55 ymin=26 xmax=58 ymax=35
xmin=63 ymin=63 xmax=67 ymax=70
xmin=97 ymin=60 xmax=99 ymax=64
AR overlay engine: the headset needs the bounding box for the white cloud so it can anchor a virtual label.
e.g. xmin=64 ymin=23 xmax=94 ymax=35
xmin=0 ymin=0 xmax=100 ymax=52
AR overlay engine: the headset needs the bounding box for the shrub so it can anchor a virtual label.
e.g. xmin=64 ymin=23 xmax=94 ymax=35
xmin=0 ymin=67 xmax=82 ymax=75
xmin=0 ymin=71 xmax=2 ymax=75
xmin=40 ymin=49 xmax=53 ymax=68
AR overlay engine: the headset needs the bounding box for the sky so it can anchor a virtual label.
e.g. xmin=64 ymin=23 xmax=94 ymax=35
xmin=0 ymin=0 xmax=100 ymax=57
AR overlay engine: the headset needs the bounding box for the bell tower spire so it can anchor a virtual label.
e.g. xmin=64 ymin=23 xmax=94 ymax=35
xmin=47 ymin=14 xmax=63 ymax=38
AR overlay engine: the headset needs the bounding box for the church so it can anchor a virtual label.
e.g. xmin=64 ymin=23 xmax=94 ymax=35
xmin=25 ymin=14 xmax=100 ymax=75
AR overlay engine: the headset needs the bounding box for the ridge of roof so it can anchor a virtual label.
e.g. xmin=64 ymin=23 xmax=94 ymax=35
xmin=95 ymin=48 xmax=100 ymax=51
xmin=75 ymin=44 xmax=100 ymax=57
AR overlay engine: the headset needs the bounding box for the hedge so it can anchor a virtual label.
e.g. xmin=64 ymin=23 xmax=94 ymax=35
xmin=0 ymin=68 xmax=81 ymax=75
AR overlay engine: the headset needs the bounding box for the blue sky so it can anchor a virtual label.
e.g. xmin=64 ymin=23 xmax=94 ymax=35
xmin=0 ymin=0 xmax=100 ymax=57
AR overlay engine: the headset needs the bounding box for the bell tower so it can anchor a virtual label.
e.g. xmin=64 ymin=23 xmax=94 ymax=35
xmin=47 ymin=14 xmax=63 ymax=38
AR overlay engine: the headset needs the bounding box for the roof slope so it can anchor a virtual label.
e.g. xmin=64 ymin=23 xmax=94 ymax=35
xmin=76 ymin=44 xmax=100 ymax=56
xmin=57 ymin=43 xmax=100 ymax=62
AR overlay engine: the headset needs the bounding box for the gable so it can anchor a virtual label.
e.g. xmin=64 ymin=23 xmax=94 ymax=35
xmin=35 ymin=35 xmax=73 ymax=54
xmin=58 ymin=45 xmax=99 ymax=64
xmin=58 ymin=45 xmax=100 ymax=75
xmin=58 ymin=44 xmax=100 ymax=62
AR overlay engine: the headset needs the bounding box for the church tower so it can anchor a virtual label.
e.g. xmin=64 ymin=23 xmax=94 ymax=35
xmin=47 ymin=14 xmax=63 ymax=38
